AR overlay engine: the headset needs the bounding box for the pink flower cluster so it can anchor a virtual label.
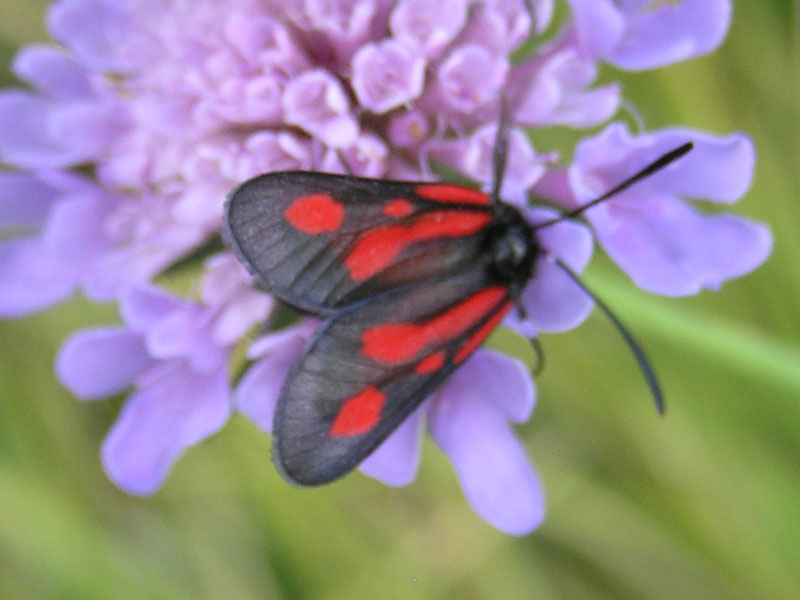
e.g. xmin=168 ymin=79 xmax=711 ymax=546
xmin=0 ymin=0 xmax=770 ymax=534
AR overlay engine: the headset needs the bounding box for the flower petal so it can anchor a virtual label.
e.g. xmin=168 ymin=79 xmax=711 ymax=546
xmin=145 ymin=305 xmax=226 ymax=373
xmin=390 ymin=0 xmax=468 ymax=58
xmin=435 ymin=44 xmax=508 ymax=113
xmin=359 ymin=410 xmax=423 ymax=487
xmin=459 ymin=0 xmax=537 ymax=55
xmin=323 ymin=132 xmax=390 ymax=178
xmin=532 ymin=209 xmax=594 ymax=271
xmin=48 ymin=0 xmax=132 ymax=73
xmin=48 ymin=99 xmax=130 ymax=159
xmin=235 ymin=327 xmax=309 ymax=432
xmin=282 ymin=69 xmax=358 ymax=148
xmin=567 ymin=0 xmax=731 ymax=70
xmin=429 ymin=350 xmax=543 ymax=535
xmin=462 ymin=349 xmax=536 ymax=422
xmin=430 ymin=125 xmax=546 ymax=203
xmin=237 ymin=131 xmax=312 ymax=179
xmin=210 ymin=291 xmax=273 ymax=347
xmin=0 ymin=91 xmax=81 ymax=169
xmin=571 ymin=123 xmax=755 ymax=205
xmin=82 ymin=223 xmax=206 ymax=302
xmin=590 ymin=192 xmax=772 ymax=295
xmin=609 ymin=0 xmax=731 ymax=70
xmin=42 ymin=192 xmax=111 ymax=269
xmin=512 ymin=49 xmax=620 ymax=128
xmin=305 ymin=0 xmax=375 ymax=43
xmin=119 ymin=285 xmax=184 ymax=332
xmin=101 ymin=364 xmax=230 ymax=495
xmin=351 ymin=39 xmax=426 ymax=114
xmin=0 ymin=237 xmax=77 ymax=317
xmin=12 ymin=45 xmax=92 ymax=100
xmin=566 ymin=0 xmax=625 ymax=60
xmin=512 ymin=260 xmax=594 ymax=334
xmin=0 ymin=173 xmax=60 ymax=228
xmin=56 ymin=328 xmax=152 ymax=399
xmin=224 ymin=14 xmax=305 ymax=73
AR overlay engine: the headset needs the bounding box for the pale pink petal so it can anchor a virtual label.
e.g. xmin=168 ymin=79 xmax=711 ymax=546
xmin=57 ymin=328 xmax=152 ymax=399
xmin=102 ymin=365 xmax=230 ymax=495
xmin=359 ymin=410 xmax=423 ymax=487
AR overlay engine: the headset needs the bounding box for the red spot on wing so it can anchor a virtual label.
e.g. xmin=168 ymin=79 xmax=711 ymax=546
xmin=415 ymin=351 xmax=447 ymax=374
xmin=345 ymin=210 xmax=490 ymax=280
xmin=383 ymin=198 xmax=414 ymax=218
xmin=284 ymin=193 xmax=344 ymax=234
xmin=416 ymin=184 xmax=489 ymax=205
xmin=453 ymin=301 xmax=512 ymax=363
xmin=329 ymin=386 xmax=386 ymax=437
xmin=362 ymin=287 xmax=507 ymax=364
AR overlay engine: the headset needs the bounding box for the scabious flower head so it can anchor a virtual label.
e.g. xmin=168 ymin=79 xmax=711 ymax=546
xmin=0 ymin=0 xmax=770 ymax=535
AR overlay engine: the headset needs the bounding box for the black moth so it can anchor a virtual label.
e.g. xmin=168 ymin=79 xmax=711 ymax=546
xmin=224 ymin=120 xmax=691 ymax=486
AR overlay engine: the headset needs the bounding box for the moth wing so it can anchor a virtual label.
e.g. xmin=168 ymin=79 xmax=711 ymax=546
xmin=224 ymin=172 xmax=492 ymax=314
xmin=273 ymin=266 xmax=513 ymax=485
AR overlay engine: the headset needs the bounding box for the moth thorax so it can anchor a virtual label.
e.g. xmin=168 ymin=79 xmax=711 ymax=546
xmin=489 ymin=223 xmax=537 ymax=283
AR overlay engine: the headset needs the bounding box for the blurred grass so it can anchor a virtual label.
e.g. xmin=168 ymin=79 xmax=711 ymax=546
xmin=0 ymin=2 xmax=799 ymax=599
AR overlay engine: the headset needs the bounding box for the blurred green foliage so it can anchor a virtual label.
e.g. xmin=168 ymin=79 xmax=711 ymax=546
xmin=0 ymin=2 xmax=798 ymax=599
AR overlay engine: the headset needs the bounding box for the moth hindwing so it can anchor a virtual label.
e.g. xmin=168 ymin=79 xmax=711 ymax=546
xmin=225 ymin=172 xmax=539 ymax=484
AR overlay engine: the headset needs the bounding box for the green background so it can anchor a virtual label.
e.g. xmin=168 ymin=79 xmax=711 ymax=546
xmin=0 ymin=2 xmax=797 ymax=598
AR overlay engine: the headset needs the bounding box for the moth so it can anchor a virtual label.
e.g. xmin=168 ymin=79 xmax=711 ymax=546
xmin=225 ymin=118 xmax=691 ymax=486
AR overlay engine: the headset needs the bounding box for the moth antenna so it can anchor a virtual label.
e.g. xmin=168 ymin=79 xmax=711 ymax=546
xmin=490 ymin=94 xmax=511 ymax=206
xmin=554 ymin=258 xmax=665 ymax=414
xmin=535 ymin=142 xmax=693 ymax=230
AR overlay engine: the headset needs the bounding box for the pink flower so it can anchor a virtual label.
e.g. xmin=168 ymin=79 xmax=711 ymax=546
xmin=0 ymin=0 xmax=769 ymax=535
